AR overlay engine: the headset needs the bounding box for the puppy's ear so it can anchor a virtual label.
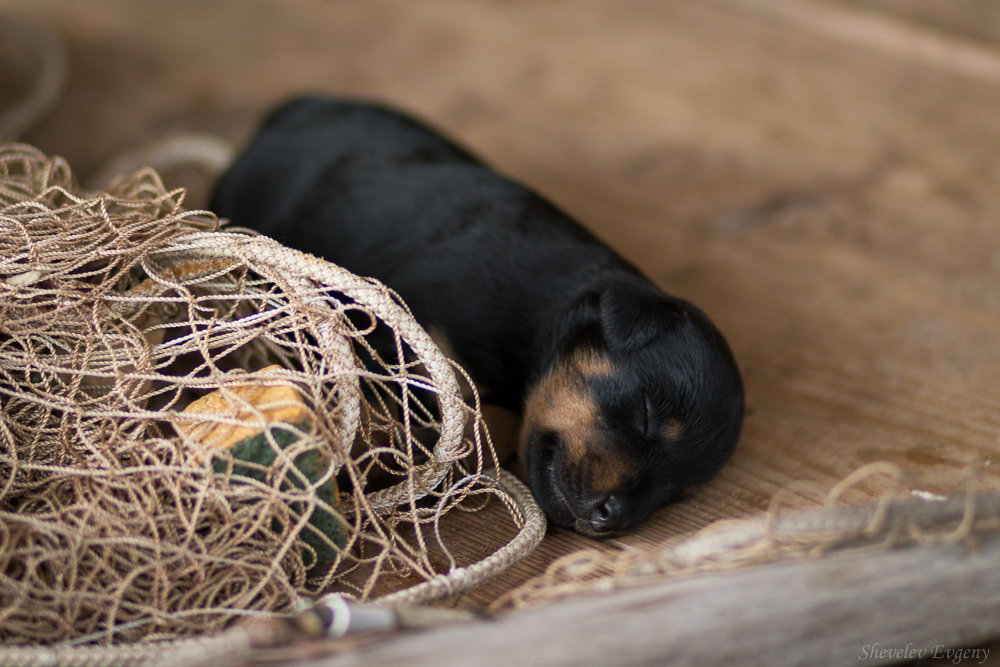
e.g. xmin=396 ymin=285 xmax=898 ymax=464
xmin=599 ymin=280 xmax=688 ymax=350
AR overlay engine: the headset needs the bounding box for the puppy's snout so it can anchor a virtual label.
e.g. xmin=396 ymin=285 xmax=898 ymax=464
xmin=587 ymin=493 xmax=626 ymax=533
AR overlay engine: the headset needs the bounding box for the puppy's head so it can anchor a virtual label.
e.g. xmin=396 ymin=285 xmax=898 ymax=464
xmin=520 ymin=279 xmax=744 ymax=537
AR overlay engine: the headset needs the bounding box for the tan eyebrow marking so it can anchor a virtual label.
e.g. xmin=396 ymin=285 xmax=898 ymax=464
xmin=662 ymin=417 xmax=685 ymax=441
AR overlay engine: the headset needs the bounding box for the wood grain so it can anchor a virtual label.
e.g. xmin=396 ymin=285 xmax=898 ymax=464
xmin=301 ymin=535 xmax=1000 ymax=667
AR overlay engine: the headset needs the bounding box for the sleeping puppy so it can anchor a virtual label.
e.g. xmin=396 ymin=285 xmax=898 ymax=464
xmin=211 ymin=96 xmax=744 ymax=537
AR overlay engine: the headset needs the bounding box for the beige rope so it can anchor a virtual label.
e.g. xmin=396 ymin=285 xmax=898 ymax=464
xmin=0 ymin=144 xmax=544 ymax=649
xmin=497 ymin=461 xmax=1000 ymax=610
xmin=376 ymin=469 xmax=546 ymax=607
xmin=88 ymin=134 xmax=235 ymax=193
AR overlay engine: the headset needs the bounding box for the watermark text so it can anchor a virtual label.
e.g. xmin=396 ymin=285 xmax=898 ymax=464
xmin=859 ymin=642 xmax=990 ymax=664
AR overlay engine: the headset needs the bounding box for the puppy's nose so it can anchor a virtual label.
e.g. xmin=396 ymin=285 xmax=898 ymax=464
xmin=588 ymin=494 xmax=626 ymax=533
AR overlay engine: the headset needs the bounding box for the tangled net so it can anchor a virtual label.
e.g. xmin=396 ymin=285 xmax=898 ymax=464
xmin=0 ymin=144 xmax=543 ymax=646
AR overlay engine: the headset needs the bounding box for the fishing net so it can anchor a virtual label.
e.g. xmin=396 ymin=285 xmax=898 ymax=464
xmin=0 ymin=144 xmax=544 ymax=646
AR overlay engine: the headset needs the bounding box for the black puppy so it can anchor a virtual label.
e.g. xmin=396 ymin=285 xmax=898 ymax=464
xmin=211 ymin=97 xmax=744 ymax=537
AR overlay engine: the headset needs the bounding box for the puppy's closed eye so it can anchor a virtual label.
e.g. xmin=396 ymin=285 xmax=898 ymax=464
xmin=636 ymin=394 xmax=653 ymax=437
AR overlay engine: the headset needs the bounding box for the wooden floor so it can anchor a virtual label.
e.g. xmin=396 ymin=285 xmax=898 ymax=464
xmin=4 ymin=0 xmax=1000 ymax=645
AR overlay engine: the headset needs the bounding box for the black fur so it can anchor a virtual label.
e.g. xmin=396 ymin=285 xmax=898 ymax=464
xmin=212 ymin=96 xmax=744 ymax=536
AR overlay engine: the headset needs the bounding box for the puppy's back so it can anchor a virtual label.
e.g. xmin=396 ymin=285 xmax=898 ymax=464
xmin=211 ymin=97 xmax=629 ymax=406
xmin=214 ymin=97 xmax=473 ymax=237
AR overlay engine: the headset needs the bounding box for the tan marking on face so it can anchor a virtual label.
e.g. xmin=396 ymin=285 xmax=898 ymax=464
xmin=662 ymin=418 xmax=685 ymax=441
xmin=575 ymin=349 xmax=614 ymax=378
xmin=519 ymin=349 xmax=607 ymax=465
xmin=588 ymin=453 xmax=629 ymax=494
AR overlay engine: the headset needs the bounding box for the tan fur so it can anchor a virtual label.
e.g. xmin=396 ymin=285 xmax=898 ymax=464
xmin=575 ymin=349 xmax=614 ymax=378
xmin=662 ymin=417 xmax=685 ymax=441
xmin=588 ymin=453 xmax=629 ymax=494
xmin=519 ymin=348 xmax=613 ymax=467
xmin=521 ymin=371 xmax=593 ymax=464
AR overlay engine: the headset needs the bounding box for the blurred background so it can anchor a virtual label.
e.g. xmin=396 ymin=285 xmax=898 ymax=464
xmin=2 ymin=0 xmax=999 ymax=601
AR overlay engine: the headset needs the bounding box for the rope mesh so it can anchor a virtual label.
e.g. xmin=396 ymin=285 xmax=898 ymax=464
xmin=0 ymin=144 xmax=543 ymax=647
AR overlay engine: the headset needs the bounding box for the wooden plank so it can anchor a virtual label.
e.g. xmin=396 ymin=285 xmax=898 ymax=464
xmin=303 ymin=536 xmax=1000 ymax=667
xmin=719 ymin=0 xmax=1000 ymax=84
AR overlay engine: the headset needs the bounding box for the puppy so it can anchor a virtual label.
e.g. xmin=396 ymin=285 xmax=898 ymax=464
xmin=211 ymin=97 xmax=744 ymax=537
